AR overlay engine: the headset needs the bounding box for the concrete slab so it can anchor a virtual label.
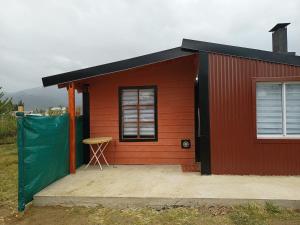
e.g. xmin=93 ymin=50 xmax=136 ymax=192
xmin=34 ymin=165 xmax=300 ymax=209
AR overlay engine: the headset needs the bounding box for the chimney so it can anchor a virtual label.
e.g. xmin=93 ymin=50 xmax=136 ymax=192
xmin=269 ymin=23 xmax=290 ymax=53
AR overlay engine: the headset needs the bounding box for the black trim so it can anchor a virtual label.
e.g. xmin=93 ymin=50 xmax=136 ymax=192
xmin=118 ymin=86 xmax=158 ymax=142
xmin=42 ymin=39 xmax=300 ymax=87
xmin=82 ymin=84 xmax=90 ymax=164
xmin=198 ymin=52 xmax=211 ymax=174
xmin=42 ymin=48 xmax=194 ymax=87
xmin=182 ymin=39 xmax=300 ymax=66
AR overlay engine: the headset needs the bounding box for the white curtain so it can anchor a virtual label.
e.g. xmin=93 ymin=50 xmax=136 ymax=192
xmin=122 ymin=88 xmax=155 ymax=137
xmin=122 ymin=89 xmax=138 ymax=136
xmin=256 ymin=83 xmax=283 ymax=135
xmin=286 ymin=84 xmax=300 ymax=134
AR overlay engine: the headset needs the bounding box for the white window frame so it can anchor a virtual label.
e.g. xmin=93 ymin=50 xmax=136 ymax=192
xmin=257 ymin=81 xmax=300 ymax=139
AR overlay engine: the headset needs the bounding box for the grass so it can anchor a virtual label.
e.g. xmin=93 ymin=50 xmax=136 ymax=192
xmin=0 ymin=136 xmax=16 ymax=145
xmin=229 ymin=203 xmax=300 ymax=225
xmin=0 ymin=115 xmax=17 ymax=136
xmin=0 ymin=144 xmax=18 ymax=224
xmin=0 ymin=144 xmax=18 ymax=206
xmin=85 ymin=207 xmax=232 ymax=225
xmin=0 ymin=115 xmax=16 ymax=145
xmin=0 ymin=144 xmax=300 ymax=225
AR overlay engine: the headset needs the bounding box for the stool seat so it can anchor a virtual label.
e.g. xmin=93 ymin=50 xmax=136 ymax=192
xmin=83 ymin=137 xmax=112 ymax=145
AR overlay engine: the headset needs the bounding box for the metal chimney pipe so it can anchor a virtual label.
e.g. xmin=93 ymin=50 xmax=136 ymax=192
xmin=269 ymin=23 xmax=290 ymax=53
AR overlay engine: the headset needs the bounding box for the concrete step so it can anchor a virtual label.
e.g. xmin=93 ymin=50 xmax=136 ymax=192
xmin=33 ymin=165 xmax=300 ymax=209
xmin=33 ymin=195 xmax=300 ymax=209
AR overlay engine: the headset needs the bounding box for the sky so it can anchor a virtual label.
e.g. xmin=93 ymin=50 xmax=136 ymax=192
xmin=0 ymin=0 xmax=300 ymax=92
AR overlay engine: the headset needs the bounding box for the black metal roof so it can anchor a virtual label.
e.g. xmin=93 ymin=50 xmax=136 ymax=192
xmin=42 ymin=39 xmax=300 ymax=87
xmin=182 ymin=38 xmax=300 ymax=66
xmin=42 ymin=47 xmax=194 ymax=87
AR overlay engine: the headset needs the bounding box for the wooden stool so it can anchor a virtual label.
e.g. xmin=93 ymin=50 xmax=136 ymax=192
xmin=83 ymin=137 xmax=112 ymax=170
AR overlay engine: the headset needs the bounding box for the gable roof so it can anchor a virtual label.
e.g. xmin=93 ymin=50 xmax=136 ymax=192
xmin=42 ymin=39 xmax=300 ymax=87
xmin=42 ymin=47 xmax=194 ymax=87
xmin=181 ymin=39 xmax=300 ymax=66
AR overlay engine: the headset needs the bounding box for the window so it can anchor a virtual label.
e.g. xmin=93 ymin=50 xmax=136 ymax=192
xmin=119 ymin=86 xmax=157 ymax=141
xmin=256 ymin=82 xmax=300 ymax=138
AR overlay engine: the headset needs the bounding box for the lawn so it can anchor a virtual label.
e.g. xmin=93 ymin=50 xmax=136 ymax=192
xmin=0 ymin=144 xmax=300 ymax=225
xmin=0 ymin=115 xmax=16 ymax=145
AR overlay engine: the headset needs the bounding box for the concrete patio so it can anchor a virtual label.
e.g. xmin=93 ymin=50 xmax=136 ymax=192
xmin=34 ymin=165 xmax=300 ymax=209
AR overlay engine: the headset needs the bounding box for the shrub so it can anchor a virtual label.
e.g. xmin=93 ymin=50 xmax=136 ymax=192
xmin=265 ymin=202 xmax=280 ymax=215
xmin=229 ymin=204 xmax=268 ymax=225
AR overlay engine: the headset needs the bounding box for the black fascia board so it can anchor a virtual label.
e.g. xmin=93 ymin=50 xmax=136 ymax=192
xmin=181 ymin=39 xmax=300 ymax=66
xmin=42 ymin=47 xmax=194 ymax=87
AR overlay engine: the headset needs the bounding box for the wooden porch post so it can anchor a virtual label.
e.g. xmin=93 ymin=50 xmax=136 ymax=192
xmin=68 ymin=82 xmax=76 ymax=174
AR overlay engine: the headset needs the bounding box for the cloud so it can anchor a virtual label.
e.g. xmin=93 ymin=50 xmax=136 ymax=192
xmin=0 ymin=0 xmax=299 ymax=92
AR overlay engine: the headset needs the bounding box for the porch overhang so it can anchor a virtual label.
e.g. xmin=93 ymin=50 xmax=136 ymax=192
xmin=42 ymin=47 xmax=194 ymax=87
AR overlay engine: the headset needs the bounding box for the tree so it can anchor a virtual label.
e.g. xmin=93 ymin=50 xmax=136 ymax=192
xmin=17 ymin=100 xmax=24 ymax=106
xmin=0 ymin=87 xmax=13 ymax=114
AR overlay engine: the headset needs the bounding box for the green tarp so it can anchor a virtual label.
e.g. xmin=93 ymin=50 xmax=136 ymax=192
xmin=17 ymin=114 xmax=84 ymax=211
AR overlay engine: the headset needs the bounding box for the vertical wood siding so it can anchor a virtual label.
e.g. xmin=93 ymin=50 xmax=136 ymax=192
xmin=209 ymin=53 xmax=300 ymax=175
xmin=87 ymin=55 xmax=198 ymax=165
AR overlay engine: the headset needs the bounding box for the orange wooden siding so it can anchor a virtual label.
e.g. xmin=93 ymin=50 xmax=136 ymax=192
xmin=86 ymin=55 xmax=198 ymax=164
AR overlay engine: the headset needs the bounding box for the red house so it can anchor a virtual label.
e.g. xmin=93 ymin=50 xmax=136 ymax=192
xmin=42 ymin=23 xmax=300 ymax=175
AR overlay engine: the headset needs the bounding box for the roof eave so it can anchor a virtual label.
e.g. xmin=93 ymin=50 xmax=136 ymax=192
xmin=42 ymin=47 xmax=195 ymax=87
xmin=181 ymin=38 xmax=300 ymax=66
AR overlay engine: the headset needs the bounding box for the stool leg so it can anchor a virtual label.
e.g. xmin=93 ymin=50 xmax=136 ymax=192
xmin=85 ymin=144 xmax=96 ymax=168
xmin=94 ymin=144 xmax=103 ymax=170
xmin=85 ymin=144 xmax=103 ymax=170
xmin=99 ymin=142 xmax=110 ymax=166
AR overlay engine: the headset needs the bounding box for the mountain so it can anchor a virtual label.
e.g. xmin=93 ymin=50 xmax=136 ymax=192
xmin=7 ymin=86 xmax=82 ymax=111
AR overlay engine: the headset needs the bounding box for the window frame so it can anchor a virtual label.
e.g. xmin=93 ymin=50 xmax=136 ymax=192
xmin=118 ymin=85 xmax=158 ymax=142
xmin=252 ymin=77 xmax=300 ymax=143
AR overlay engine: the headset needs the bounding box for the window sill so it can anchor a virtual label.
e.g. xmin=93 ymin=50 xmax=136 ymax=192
xmin=119 ymin=138 xmax=158 ymax=142
xmin=257 ymin=135 xmax=300 ymax=139
xmin=256 ymin=135 xmax=300 ymax=144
